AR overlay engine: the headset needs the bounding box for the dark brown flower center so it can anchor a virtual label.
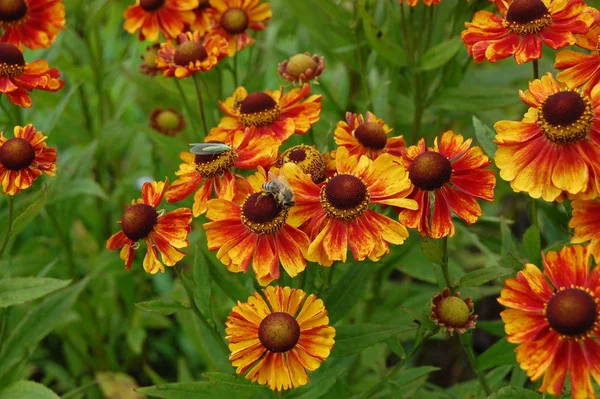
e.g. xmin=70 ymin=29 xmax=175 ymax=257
xmin=240 ymin=92 xmax=277 ymax=115
xmin=0 ymin=42 xmax=25 ymax=68
xmin=0 ymin=0 xmax=27 ymax=22
xmin=354 ymin=122 xmax=387 ymax=150
xmin=505 ymin=0 xmax=549 ymax=24
xmin=542 ymin=91 xmax=586 ymax=127
xmin=258 ymin=312 xmax=300 ymax=353
xmin=0 ymin=137 xmax=35 ymax=170
xmin=547 ymin=288 xmax=597 ymax=336
xmin=437 ymin=296 xmax=470 ymax=328
xmin=220 ymin=7 xmax=249 ymax=34
xmin=139 ymin=0 xmax=165 ymax=12
xmin=242 ymin=192 xmax=283 ymax=224
xmin=288 ymin=148 xmax=307 ymax=162
xmin=121 ymin=203 xmax=158 ymax=241
xmin=409 ymin=151 xmax=452 ymax=191
xmin=174 ymin=41 xmax=208 ymax=66
xmin=324 ymin=174 xmax=367 ymax=210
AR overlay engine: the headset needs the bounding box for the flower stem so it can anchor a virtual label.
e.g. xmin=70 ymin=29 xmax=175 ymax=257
xmin=0 ymin=196 xmax=15 ymax=260
xmin=440 ymin=236 xmax=452 ymax=292
xmin=192 ymin=74 xmax=209 ymax=138
xmin=459 ymin=333 xmax=492 ymax=396
xmin=233 ymin=48 xmax=239 ymax=87
xmin=45 ymin=205 xmax=76 ymax=278
xmin=533 ymin=59 xmax=540 ymax=80
xmin=174 ymin=266 xmax=229 ymax=358
xmin=174 ymin=79 xmax=200 ymax=135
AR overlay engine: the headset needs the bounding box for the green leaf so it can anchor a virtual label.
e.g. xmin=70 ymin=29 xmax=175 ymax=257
xmin=284 ymin=367 xmax=345 ymax=399
xmin=126 ymin=327 xmax=146 ymax=356
xmin=193 ymin=244 xmax=212 ymax=318
xmin=325 ymin=263 xmax=376 ymax=323
xmin=436 ymin=87 xmax=521 ymax=112
xmin=459 ymin=267 xmax=514 ymax=287
xmin=358 ymin=0 xmax=407 ymax=67
xmin=522 ymin=226 xmax=542 ymax=266
xmin=390 ymin=366 xmax=439 ymax=387
xmin=385 ymin=337 xmax=406 ymax=359
xmin=0 ymin=278 xmax=88 ymax=379
xmin=207 ymin=255 xmax=250 ymax=303
xmin=420 ymin=240 xmax=443 ymax=265
xmin=477 ymin=338 xmax=517 ymax=370
xmin=332 ymin=324 xmax=413 ymax=356
xmin=11 ymin=187 xmax=48 ymax=238
xmin=473 ymin=116 xmax=497 ymax=158
xmin=0 ymin=277 xmax=71 ymax=308
xmin=202 ymin=373 xmax=270 ymax=396
xmin=476 ymin=320 xmax=506 ymax=337
xmin=488 ymin=386 xmax=542 ymax=399
xmin=135 ymin=300 xmax=189 ymax=316
xmin=500 ymin=217 xmax=521 ymax=270
xmin=418 ymin=37 xmax=462 ymax=71
xmin=137 ymin=380 xmax=266 ymax=399
xmin=0 ymin=380 xmax=60 ymax=399
xmin=51 ymin=178 xmax=108 ymax=201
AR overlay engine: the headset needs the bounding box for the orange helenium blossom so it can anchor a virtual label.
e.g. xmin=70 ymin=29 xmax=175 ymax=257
xmin=334 ymin=111 xmax=405 ymax=162
xmin=399 ymin=131 xmax=495 ymax=239
xmin=123 ymin=0 xmax=198 ymax=41
xmin=166 ymin=131 xmax=278 ymax=216
xmin=189 ymin=1 xmax=217 ymax=36
xmin=157 ymin=31 xmax=228 ymax=78
xmin=0 ymin=0 xmax=65 ymax=49
xmin=284 ymin=146 xmax=417 ymax=267
xmin=207 ymin=84 xmax=322 ymax=143
xmin=106 ymin=180 xmax=192 ymax=274
xmin=203 ymin=167 xmax=310 ymax=285
xmin=0 ymin=124 xmax=56 ymax=195
xmin=226 ymin=286 xmax=335 ymax=391
xmin=570 ymin=199 xmax=600 ymax=262
xmin=462 ymin=0 xmax=594 ymax=64
xmin=0 ymin=42 xmax=63 ymax=108
xmin=209 ymin=0 xmax=271 ymax=56
xmin=494 ymin=73 xmax=600 ymax=201
xmin=555 ymin=25 xmax=600 ymax=94
xmin=398 ymin=0 xmax=440 ymax=6
xmin=499 ymin=245 xmax=600 ymax=399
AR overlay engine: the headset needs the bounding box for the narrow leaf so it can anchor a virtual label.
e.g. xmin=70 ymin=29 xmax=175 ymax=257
xmin=137 ymin=380 xmax=263 ymax=399
xmin=420 ymin=240 xmax=443 ymax=265
xmin=333 ymin=324 xmax=413 ymax=356
xmin=477 ymin=338 xmax=517 ymax=370
xmin=326 ymin=263 xmax=376 ymax=323
xmin=135 ymin=300 xmax=189 ymax=316
xmin=472 ymin=116 xmax=497 ymax=158
xmin=488 ymin=386 xmax=542 ymax=399
xmin=522 ymin=226 xmax=542 ymax=266
xmin=418 ymin=37 xmax=462 ymax=71
xmin=284 ymin=367 xmax=345 ymax=399
xmin=459 ymin=267 xmax=513 ymax=287
xmin=0 ymin=381 xmax=60 ymax=399
xmin=390 ymin=366 xmax=439 ymax=387
xmin=0 ymin=277 xmax=71 ymax=308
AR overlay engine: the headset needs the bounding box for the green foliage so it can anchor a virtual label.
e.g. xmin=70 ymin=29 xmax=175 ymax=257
xmin=0 ymin=277 xmax=71 ymax=308
xmin=0 ymin=381 xmax=60 ymax=399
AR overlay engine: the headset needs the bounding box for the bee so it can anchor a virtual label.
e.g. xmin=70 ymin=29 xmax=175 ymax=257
xmin=257 ymin=172 xmax=295 ymax=208
xmin=233 ymin=94 xmax=245 ymax=112
xmin=189 ymin=142 xmax=232 ymax=155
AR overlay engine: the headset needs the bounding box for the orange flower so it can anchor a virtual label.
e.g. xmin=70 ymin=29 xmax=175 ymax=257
xmin=399 ymin=131 xmax=495 ymax=239
xmin=140 ymin=43 xmax=161 ymax=76
xmin=203 ymin=168 xmax=310 ymax=285
xmin=226 ymin=286 xmax=335 ymax=391
xmin=157 ymin=31 xmax=228 ymax=78
xmin=106 ymin=180 xmax=192 ymax=274
xmin=398 ymin=0 xmax=440 ymax=6
xmin=210 ymin=0 xmax=271 ymax=55
xmin=461 ymin=0 xmax=594 ymax=64
xmin=570 ymin=199 xmax=600 ymax=262
xmin=0 ymin=124 xmax=56 ymax=196
xmin=555 ymin=26 xmax=600 ymax=95
xmin=207 ymin=84 xmax=322 ymax=144
xmin=334 ymin=111 xmax=405 ymax=162
xmin=189 ymin=1 xmax=217 ymax=36
xmin=0 ymin=43 xmax=64 ymax=108
xmin=498 ymin=245 xmax=600 ymax=399
xmin=123 ymin=0 xmax=198 ymax=42
xmin=277 ymin=144 xmax=327 ymax=184
xmin=284 ymin=146 xmax=417 ymax=267
xmin=166 ymin=132 xmax=278 ymax=216
xmin=0 ymin=0 xmax=65 ymax=49
xmin=495 ymin=73 xmax=600 ymax=202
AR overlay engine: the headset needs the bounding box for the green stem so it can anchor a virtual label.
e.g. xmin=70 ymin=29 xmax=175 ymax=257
xmin=354 ymin=6 xmax=371 ymax=107
xmin=460 ymin=333 xmax=492 ymax=396
xmin=440 ymin=236 xmax=452 ymax=292
xmin=529 ymin=197 xmax=539 ymax=230
xmin=175 ymin=266 xmax=229 ymax=357
xmin=318 ymin=80 xmax=345 ymax=116
xmin=532 ymin=59 xmax=540 ymax=80
xmin=174 ymin=79 xmax=200 ymax=135
xmin=62 ymin=380 xmax=100 ymax=399
xmin=233 ymin=48 xmax=239 ymax=87
xmin=192 ymin=74 xmax=209 ymax=138
xmin=0 ymin=97 xmax=15 ymax=125
xmin=0 ymin=196 xmax=15 ymax=260
xmin=45 ymin=206 xmax=76 ymax=278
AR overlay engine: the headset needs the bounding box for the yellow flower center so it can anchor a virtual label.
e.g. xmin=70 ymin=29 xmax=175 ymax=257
xmin=0 ymin=42 xmax=25 ymax=76
xmin=221 ymin=7 xmax=249 ymax=34
xmin=258 ymin=312 xmax=300 ymax=353
xmin=238 ymin=92 xmax=281 ymax=127
xmin=241 ymin=192 xmax=288 ymax=235
xmin=279 ymin=145 xmax=326 ymax=184
xmin=538 ymin=90 xmax=594 ymax=144
xmin=409 ymin=151 xmax=452 ymax=191
xmin=545 ymin=287 xmax=598 ymax=338
xmin=0 ymin=137 xmax=34 ymax=170
xmin=0 ymin=0 xmax=27 ymax=23
xmin=155 ymin=110 xmax=181 ymax=131
xmin=174 ymin=41 xmax=208 ymax=66
xmin=140 ymin=0 xmax=165 ymax=12
xmin=121 ymin=204 xmax=158 ymax=241
xmin=437 ymin=296 xmax=471 ymax=328
xmin=193 ymin=142 xmax=237 ymax=178
xmin=354 ymin=122 xmax=387 ymax=150
xmin=503 ymin=0 xmax=552 ymax=35
xmin=286 ymin=54 xmax=318 ymax=78
xmin=321 ymin=174 xmax=370 ymax=220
